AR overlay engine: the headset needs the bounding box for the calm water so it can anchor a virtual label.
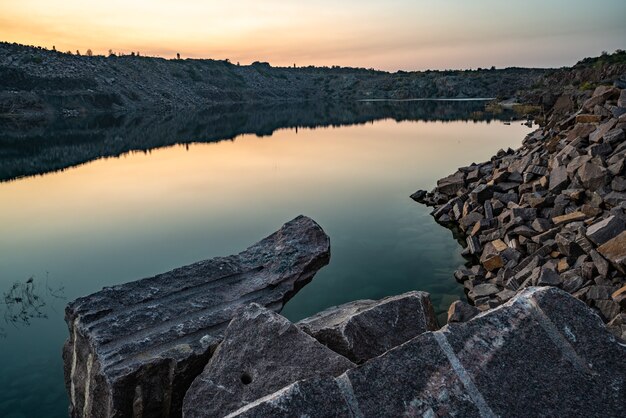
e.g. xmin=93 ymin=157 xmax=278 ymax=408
xmin=0 ymin=101 xmax=529 ymax=417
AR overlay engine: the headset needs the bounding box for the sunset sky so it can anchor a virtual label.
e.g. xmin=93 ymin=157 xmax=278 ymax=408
xmin=1 ymin=0 xmax=624 ymax=71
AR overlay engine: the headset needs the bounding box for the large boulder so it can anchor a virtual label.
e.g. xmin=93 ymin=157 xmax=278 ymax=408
xmin=62 ymin=215 xmax=331 ymax=418
xmin=227 ymin=287 xmax=626 ymax=417
xmin=297 ymin=291 xmax=439 ymax=364
xmin=182 ymin=304 xmax=354 ymax=418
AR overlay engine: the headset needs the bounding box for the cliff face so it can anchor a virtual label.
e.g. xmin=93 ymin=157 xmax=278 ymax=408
xmin=0 ymin=42 xmax=548 ymax=117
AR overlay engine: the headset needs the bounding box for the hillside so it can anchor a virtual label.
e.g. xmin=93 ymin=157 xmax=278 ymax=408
xmin=0 ymin=42 xmax=548 ymax=118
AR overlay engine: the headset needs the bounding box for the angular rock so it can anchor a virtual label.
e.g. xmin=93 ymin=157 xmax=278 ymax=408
xmin=409 ymin=190 xmax=427 ymax=202
xmin=62 ymin=215 xmax=331 ymax=418
xmin=447 ymin=300 xmax=480 ymax=323
xmin=552 ymin=211 xmax=586 ymax=225
xmin=468 ymin=283 xmax=500 ymax=301
xmin=229 ymin=288 xmax=626 ymax=417
xmin=536 ymin=267 xmax=561 ymax=286
xmin=182 ymin=304 xmax=354 ymax=418
xmin=297 ymin=291 xmax=439 ymax=364
xmin=437 ymin=171 xmax=465 ymax=196
xmin=597 ymin=231 xmax=626 ymax=273
xmin=585 ymin=215 xmax=625 ymax=246
xmin=575 ymin=114 xmax=601 ymax=123
xmin=578 ymin=162 xmax=607 ymax=189
xmin=470 ymin=184 xmax=493 ymax=204
xmin=549 ymin=163 xmax=569 ymax=192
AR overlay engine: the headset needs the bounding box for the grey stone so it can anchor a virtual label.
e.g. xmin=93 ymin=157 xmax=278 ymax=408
xmin=589 ymin=118 xmax=617 ymax=143
xmin=468 ymin=283 xmax=500 ymax=301
xmin=182 ymin=304 xmax=354 ymax=418
xmin=589 ymin=250 xmax=610 ymax=278
xmin=585 ymin=215 xmax=625 ymax=246
xmin=232 ymin=288 xmax=626 ymax=418
xmin=604 ymin=128 xmax=625 ymax=145
xmin=511 ymin=207 xmax=537 ymax=221
xmin=222 ymin=377 xmax=353 ymax=418
xmin=619 ymin=89 xmax=626 ymax=108
xmin=470 ymin=184 xmax=493 ymax=204
xmin=447 ymin=300 xmax=480 ymax=323
xmin=459 ymin=211 xmax=484 ymax=232
xmin=588 ymin=142 xmax=612 ymax=157
xmin=536 ymin=267 xmax=561 ymax=286
xmin=603 ymin=191 xmax=626 ymax=207
xmin=409 ymin=190 xmax=427 ymax=202
xmin=549 ymin=163 xmax=569 ymax=192
xmin=62 ymin=215 xmax=331 ymax=418
xmin=578 ymin=162 xmax=607 ymax=189
xmin=437 ymin=171 xmax=465 ymax=196
xmin=587 ymin=285 xmax=613 ymax=300
xmin=297 ymin=291 xmax=439 ymax=364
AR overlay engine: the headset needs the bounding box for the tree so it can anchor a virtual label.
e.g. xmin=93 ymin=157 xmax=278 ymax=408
xmin=76 ymin=50 xmax=81 ymax=56
xmin=176 ymin=52 xmax=181 ymax=60
xmin=86 ymin=49 xmax=93 ymax=57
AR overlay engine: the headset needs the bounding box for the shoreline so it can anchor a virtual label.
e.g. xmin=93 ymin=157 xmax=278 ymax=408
xmin=411 ymin=81 xmax=626 ymax=337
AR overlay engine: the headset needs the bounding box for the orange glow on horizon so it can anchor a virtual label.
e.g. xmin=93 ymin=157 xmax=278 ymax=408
xmin=0 ymin=0 xmax=624 ymax=71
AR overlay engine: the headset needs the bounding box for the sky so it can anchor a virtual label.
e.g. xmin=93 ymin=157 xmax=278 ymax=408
xmin=0 ymin=0 xmax=624 ymax=71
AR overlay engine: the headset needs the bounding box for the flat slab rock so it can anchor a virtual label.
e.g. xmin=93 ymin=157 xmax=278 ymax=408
xmin=62 ymin=215 xmax=331 ymax=418
xmin=227 ymin=287 xmax=626 ymax=418
xmin=296 ymin=291 xmax=439 ymax=364
xmin=182 ymin=303 xmax=354 ymax=418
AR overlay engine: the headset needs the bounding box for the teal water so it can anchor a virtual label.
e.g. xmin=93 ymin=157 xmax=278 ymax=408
xmin=0 ymin=101 xmax=529 ymax=417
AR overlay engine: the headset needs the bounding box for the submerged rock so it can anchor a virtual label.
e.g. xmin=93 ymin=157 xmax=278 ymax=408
xmin=227 ymin=287 xmax=626 ymax=417
xmin=297 ymin=291 xmax=439 ymax=364
xmin=182 ymin=304 xmax=354 ymax=418
xmin=62 ymin=215 xmax=331 ymax=418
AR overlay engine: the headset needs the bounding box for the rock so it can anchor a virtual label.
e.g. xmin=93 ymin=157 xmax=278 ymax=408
xmin=228 ymin=288 xmax=626 ymax=417
xmin=182 ymin=304 xmax=354 ymax=418
xmin=619 ymin=89 xmax=626 ymax=108
xmin=597 ymin=231 xmax=626 ymax=273
xmin=587 ymin=285 xmax=613 ymax=300
xmin=437 ymin=171 xmax=465 ymax=196
xmin=481 ymin=254 xmax=504 ymax=271
xmin=578 ymin=162 xmax=607 ymax=189
xmin=511 ymin=207 xmax=537 ymax=221
xmin=536 ymin=267 xmax=561 ymax=286
xmin=447 ymin=300 xmax=480 ymax=323
xmin=585 ymin=215 xmax=625 ymax=246
xmin=552 ymin=211 xmax=586 ymax=225
xmin=221 ymin=377 xmax=354 ymax=418
xmin=575 ymin=114 xmax=601 ymax=123
xmin=589 ymin=250 xmax=609 ymax=278
xmin=459 ymin=211 xmax=484 ymax=232
xmin=548 ymin=163 xmax=569 ymax=192
xmin=594 ymin=300 xmax=620 ymax=322
xmin=409 ymin=190 xmax=427 ymax=202
xmin=62 ymin=215 xmax=331 ymax=418
xmin=297 ymin=291 xmax=439 ymax=364
xmin=468 ymin=283 xmax=500 ymax=301
xmin=588 ymin=142 xmax=612 ymax=157
xmin=606 ymin=314 xmax=626 ymax=341
xmin=589 ymin=118 xmax=617 ymax=143
xmin=470 ymin=184 xmax=493 ymax=204
xmin=604 ymin=128 xmax=625 ymax=145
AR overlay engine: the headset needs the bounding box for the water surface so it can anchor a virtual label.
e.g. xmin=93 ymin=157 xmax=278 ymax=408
xmin=0 ymin=100 xmax=529 ymax=417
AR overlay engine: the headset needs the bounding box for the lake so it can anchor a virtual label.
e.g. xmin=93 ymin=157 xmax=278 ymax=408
xmin=0 ymin=100 xmax=530 ymax=417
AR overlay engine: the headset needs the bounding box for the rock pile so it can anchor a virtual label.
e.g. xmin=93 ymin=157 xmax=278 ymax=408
xmin=221 ymin=287 xmax=626 ymax=417
xmin=412 ymin=84 xmax=626 ymax=339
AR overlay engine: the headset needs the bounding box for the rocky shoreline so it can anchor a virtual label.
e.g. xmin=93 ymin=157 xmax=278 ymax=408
xmin=412 ymin=81 xmax=626 ymax=339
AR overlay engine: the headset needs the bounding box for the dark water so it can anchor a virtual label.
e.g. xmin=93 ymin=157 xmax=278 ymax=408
xmin=0 ymin=100 xmax=529 ymax=417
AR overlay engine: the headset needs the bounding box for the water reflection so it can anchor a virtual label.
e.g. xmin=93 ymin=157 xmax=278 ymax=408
xmin=1 ymin=276 xmax=65 ymax=338
xmin=0 ymin=100 xmax=516 ymax=182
